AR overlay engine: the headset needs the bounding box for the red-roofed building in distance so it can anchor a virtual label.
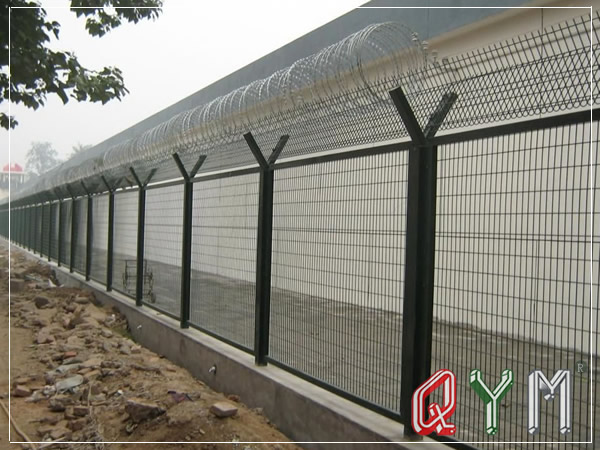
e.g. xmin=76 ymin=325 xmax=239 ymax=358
xmin=0 ymin=162 xmax=29 ymax=199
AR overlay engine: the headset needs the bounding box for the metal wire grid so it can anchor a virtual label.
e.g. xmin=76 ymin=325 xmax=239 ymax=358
xmin=20 ymin=208 xmax=25 ymax=246
xmin=32 ymin=206 xmax=38 ymax=251
xmin=12 ymin=208 xmax=18 ymax=244
xmin=20 ymin=207 xmax=26 ymax=248
xmin=10 ymin=208 xmax=15 ymax=245
xmin=143 ymin=184 xmax=184 ymax=317
xmin=60 ymin=200 xmax=72 ymax=267
xmin=430 ymin=121 xmax=599 ymax=446
xmin=408 ymin=13 xmax=598 ymax=134
xmin=90 ymin=195 xmax=109 ymax=283
xmin=21 ymin=207 xmax=29 ymax=248
xmin=72 ymin=198 xmax=87 ymax=275
xmin=16 ymin=208 xmax=22 ymax=246
xmin=17 ymin=208 xmax=23 ymax=246
xmin=34 ymin=205 xmax=42 ymax=254
xmin=40 ymin=203 xmax=50 ymax=257
xmin=269 ymin=152 xmax=408 ymax=413
xmin=49 ymin=202 xmax=59 ymax=261
xmin=28 ymin=206 xmax=34 ymax=250
xmin=0 ymin=206 xmax=7 ymax=240
xmin=13 ymin=207 xmax=18 ymax=246
xmin=5 ymin=207 xmax=11 ymax=244
xmin=113 ymin=189 xmax=138 ymax=300
xmin=17 ymin=207 xmax=22 ymax=247
xmin=25 ymin=206 xmax=31 ymax=250
xmin=189 ymin=173 xmax=259 ymax=351
xmin=2 ymin=207 xmax=8 ymax=242
xmin=22 ymin=207 xmax=30 ymax=249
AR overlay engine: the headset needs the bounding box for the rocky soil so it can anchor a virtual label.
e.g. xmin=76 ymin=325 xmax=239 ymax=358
xmin=1 ymin=245 xmax=301 ymax=449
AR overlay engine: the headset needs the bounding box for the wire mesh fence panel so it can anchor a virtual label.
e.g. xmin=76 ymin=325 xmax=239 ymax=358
xmin=18 ymin=208 xmax=24 ymax=245
xmin=23 ymin=207 xmax=29 ymax=248
xmin=27 ymin=207 xmax=33 ymax=250
xmin=2 ymin=208 xmax=9 ymax=240
xmin=13 ymin=208 xmax=20 ymax=244
xmin=90 ymin=195 xmax=109 ymax=284
xmin=34 ymin=205 xmax=43 ymax=254
xmin=25 ymin=207 xmax=32 ymax=249
xmin=23 ymin=208 xmax=28 ymax=247
xmin=41 ymin=203 xmax=51 ymax=257
xmin=143 ymin=184 xmax=184 ymax=317
xmin=38 ymin=205 xmax=45 ymax=255
xmin=431 ymin=120 xmax=600 ymax=446
xmin=13 ymin=209 xmax=18 ymax=243
xmin=0 ymin=207 xmax=7 ymax=239
xmin=73 ymin=198 xmax=87 ymax=275
xmin=50 ymin=203 xmax=59 ymax=261
xmin=60 ymin=200 xmax=72 ymax=267
xmin=22 ymin=208 xmax=28 ymax=248
xmin=7 ymin=208 xmax=13 ymax=242
xmin=32 ymin=206 xmax=38 ymax=252
xmin=269 ymin=152 xmax=409 ymax=414
xmin=14 ymin=209 xmax=19 ymax=243
xmin=3 ymin=207 xmax=10 ymax=240
xmin=19 ymin=208 xmax=24 ymax=245
xmin=113 ymin=190 xmax=138 ymax=300
xmin=189 ymin=173 xmax=259 ymax=351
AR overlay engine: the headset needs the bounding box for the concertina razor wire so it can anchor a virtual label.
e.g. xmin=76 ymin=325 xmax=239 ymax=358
xmin=10 ymin=12 xmax=599 ymax=201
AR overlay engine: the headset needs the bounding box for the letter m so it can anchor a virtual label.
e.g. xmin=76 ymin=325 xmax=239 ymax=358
xmin=528 ymin=370 xmax=571 ymax=435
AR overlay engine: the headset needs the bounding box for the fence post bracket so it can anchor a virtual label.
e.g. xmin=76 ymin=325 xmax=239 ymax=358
xmin=172 ymin=153 xmax=207 ymax=328
xmin=244 ymin=132 xmax=289 ymax=365
xmin=390 ymin=86 xmax=457 ymax=432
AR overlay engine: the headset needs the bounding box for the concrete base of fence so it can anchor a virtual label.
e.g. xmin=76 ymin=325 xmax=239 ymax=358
xmin=6 ymin=241 xmax=442 ymax=449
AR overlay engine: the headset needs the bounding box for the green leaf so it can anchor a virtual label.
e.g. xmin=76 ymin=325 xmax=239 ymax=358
xmin=1 ymin=0 xmax=163 ymax=130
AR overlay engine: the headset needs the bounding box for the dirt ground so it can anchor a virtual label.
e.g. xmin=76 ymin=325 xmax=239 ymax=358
xmin=1 ymin=245 xmax=302 ymax=449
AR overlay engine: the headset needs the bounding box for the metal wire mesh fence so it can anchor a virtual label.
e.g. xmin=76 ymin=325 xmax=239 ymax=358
xmin=430 ymin=120 xmax=600 ymax=446
xmin=26 ymin=206 xmax=32 ymax=251
xmin=1 ymin=11 xmax=598 ymax=448
xmin=113 ymin=189 xmax=138 ymax=299
xmin=189 ymin=173 xmax=259 ymax=351
xmin=72 ymin=198 xmax=87 ymax=275
xmin=61 ymin=200 xmax=72 ymax=268
xmin=269 ymin=152 xmax=408 ymax=413
xmin=23 ymin=207 xmax=30 ymax=250
xmin=90 ymin=195 xmax=109 ymax=283
xmin=50 ymin=202 xmax=59 ymax=261
xmin=41 ymin=203 xmax=50 ymax=257
xmin=0 ymin=205 xmax=7 ymax=239
xmin=34 ymin=204 xmax=42 ymax=255
xmin=143 ymin=184 xmax=184 ymax=317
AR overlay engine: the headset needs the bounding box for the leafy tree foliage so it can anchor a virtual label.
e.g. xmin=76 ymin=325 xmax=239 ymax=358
xmin=26 ymin=141 xmax=61 ymax=175
xmin=69 ymin=142 xmax=92 ymax=158
xmin=1 ymin=0 xmax=163 ymax=129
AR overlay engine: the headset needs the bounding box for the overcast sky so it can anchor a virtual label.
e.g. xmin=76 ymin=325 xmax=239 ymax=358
xmin=4 ymin=0 xmax=365 ymax=168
